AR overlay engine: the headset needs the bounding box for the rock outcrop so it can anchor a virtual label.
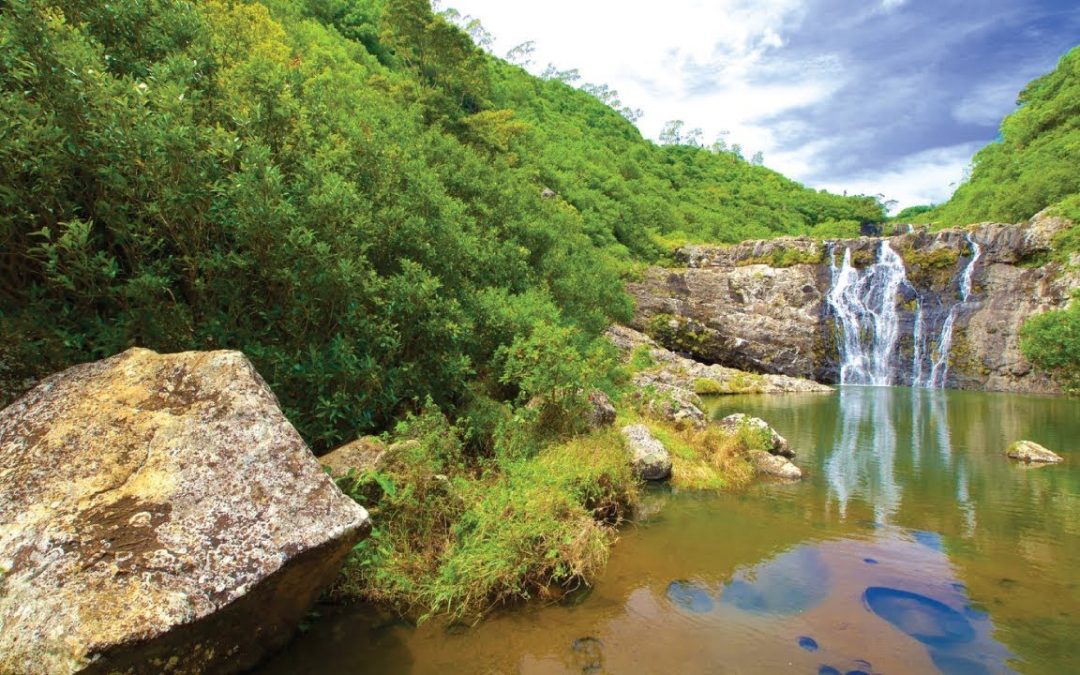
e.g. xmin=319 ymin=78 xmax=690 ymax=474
xmin=718 ymin=413 xmax=793 ymax=458
xmin=1006 ymin=440 xmax=1064 ymax=464
xmin=0 ymin=348 xmax=371 ymax=675
xmin=586 ymin=390 xmax=617 ymax=428
xmin=628 ymin=213 xmax=1078 ymax=394
xmin=620 ymin=424 xmax=672 ymax=481
xmin=607 ymin=325 xmax=832 ymax=396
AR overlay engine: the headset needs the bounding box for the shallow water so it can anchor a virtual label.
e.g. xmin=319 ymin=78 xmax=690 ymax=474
xmin=260 ymin=387 xmax=1080 ymax=674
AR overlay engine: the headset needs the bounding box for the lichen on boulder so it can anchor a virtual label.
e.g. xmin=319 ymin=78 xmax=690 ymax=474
xmin=0 ymin=348 xmax=371 ymax=674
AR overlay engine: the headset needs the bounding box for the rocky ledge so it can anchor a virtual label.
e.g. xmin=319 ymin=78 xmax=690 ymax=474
xmin=0 ymin=348 xmax=370 ymax=674
xmin=607 ymin=325 xmax=832 ymax=397
xmin=628 ymin=212 xmax=1078 ymax=393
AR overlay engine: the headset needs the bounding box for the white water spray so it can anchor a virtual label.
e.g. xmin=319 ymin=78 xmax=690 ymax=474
xmin=827 ymin=241 xmax=910 ymax=386
xmin=927 ymin=233 xmax=981 ymax=388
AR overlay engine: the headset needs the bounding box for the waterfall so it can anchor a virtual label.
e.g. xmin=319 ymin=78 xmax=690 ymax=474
xmin=828 ymin=232 xmax=982 ymax=390
xmin=827 ymin=241 xmax=910 ymax=386
xmin=927 ymin=233 xmax=981 ymax=388
xmin=911 ymin=301 xmax=926 ymax=388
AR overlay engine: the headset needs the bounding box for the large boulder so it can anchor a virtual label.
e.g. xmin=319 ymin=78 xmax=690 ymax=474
xmin=1006 ymin=440 xmax=1064 ymax=464
xmin=620 ymin=424 xmax=672 ymax=481
xmin=718 ymin=413 xmax=793 ymax=458
xmin=0 ymin=348 xmax=371 ymax=674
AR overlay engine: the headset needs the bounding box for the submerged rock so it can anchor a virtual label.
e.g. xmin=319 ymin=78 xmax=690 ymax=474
xmin=666 ymin=580 xmax=715 ymax=613
xmin=718 ymin=413 xmax=793 ymax=458
xmin=863 ymin=586 xmax=975 ymax=648
xmin=0 ymin=348 xmax=370 ymax=674
xmin=620 ymin=424 xmax=673 ymax=481
xmin=1006 ymin=440 xmax=1064 ymax=464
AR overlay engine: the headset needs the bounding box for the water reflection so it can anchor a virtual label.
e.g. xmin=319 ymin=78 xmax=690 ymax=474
xmin=719 ymin=546 xmax=830 ymax=615
xmin=825 ymin=387 xmax=901 ymax=523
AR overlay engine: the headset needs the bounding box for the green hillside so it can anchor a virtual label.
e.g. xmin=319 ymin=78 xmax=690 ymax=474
xmin=0 ymin=0 xmax=883 ymax=446
xmin=919 ymin=45 xmax=1080 ymax=227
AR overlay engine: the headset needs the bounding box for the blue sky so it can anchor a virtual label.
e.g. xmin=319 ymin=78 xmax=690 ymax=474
xmin=443 ymin=0 xmax=1080 ymax=210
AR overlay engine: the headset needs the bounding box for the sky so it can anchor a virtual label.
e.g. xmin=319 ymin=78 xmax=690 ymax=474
xmin=441 ymin=0 xmax=1080 ymax=211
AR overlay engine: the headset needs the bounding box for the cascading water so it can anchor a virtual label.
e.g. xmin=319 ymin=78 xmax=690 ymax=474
xmin=827 ymin=241 xmax=910 ymax=385
xmin=827 ymin=232 xmax=982 ymax=389
xmin=927 ymin=233 xmax=981 ymax=388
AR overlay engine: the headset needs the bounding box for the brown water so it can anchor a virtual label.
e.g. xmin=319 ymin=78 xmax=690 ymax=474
xmin=260 ymin=387 xmax=1080 ymax=674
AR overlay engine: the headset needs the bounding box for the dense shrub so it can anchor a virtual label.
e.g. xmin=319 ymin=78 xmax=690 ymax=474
xmin=1021 ymin=293 xmax=1080 ymax=394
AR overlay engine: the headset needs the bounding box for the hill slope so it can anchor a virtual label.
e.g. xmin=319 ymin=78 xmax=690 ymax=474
xmin=0 ymin=0 xmax=884 ymax=445
xmin=921 ymin=45 xmax=1080 ymax=227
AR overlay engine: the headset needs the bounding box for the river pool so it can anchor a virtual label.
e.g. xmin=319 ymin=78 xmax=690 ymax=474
xmin=260 ymin=387 xmax=1080 ymax=674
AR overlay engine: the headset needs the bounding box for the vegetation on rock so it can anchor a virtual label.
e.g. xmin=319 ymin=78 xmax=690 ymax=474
xmin=1021 ymin=292 xmax=1080 ymax=394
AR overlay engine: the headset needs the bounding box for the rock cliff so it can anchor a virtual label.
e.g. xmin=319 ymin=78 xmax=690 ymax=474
xmin=628 ymin=214 xmax=1078 ymax=393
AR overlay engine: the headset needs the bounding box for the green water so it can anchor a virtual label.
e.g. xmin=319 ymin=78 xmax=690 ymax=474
xmin=261 ymin=387 xmax=1080 ymax=674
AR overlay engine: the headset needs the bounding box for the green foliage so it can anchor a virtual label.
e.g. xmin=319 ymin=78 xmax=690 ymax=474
xmin=337 ymin=425 xmax=638 ymax=619
xmin=926 ymin=46 xmax=1080 ymax=227
xmin=740 ymin=246 xmax=825 ymax=268
xmin=1020 ymin=293 xmax=1080 ymax=394
xmin=498 ymin=322 xmax=616 ymax=436
xmin=808 ymin=219 xmax=863 ymax=239
xmin=0 ymin=0 xmax=632 ymax=447
xmin=692 ymin=377 xmax=723 ymax=395
xmin=891 ymin=205 xmax=934 ymax=222
xmin=628 ymin=345 xmax=656 ymax=372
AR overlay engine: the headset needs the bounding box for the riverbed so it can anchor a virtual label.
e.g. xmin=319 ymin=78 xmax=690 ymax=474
xmin=260 ymin=387 xmax=1080 ymax=674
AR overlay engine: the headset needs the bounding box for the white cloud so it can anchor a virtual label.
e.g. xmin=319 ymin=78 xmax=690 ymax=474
xmin=445 ymin=0 xmax=823 ymax=154
xmin=952 ymin=75 xmax=1027 ymax=126
xmin=812 ymin=142 xmax=983 ymax=211
xmin=441 ymin=0 xmax=1050 ymax=212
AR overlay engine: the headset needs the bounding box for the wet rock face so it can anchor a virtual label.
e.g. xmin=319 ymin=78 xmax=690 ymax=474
xmin=0 ymin=348 xmax=371 ymax=674
xmin=629 ymin=214 xmax=1077 ymax=394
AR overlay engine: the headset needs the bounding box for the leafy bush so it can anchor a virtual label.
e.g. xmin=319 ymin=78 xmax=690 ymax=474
xmin=1021 ymin=293 xmax=1080 ymax=394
